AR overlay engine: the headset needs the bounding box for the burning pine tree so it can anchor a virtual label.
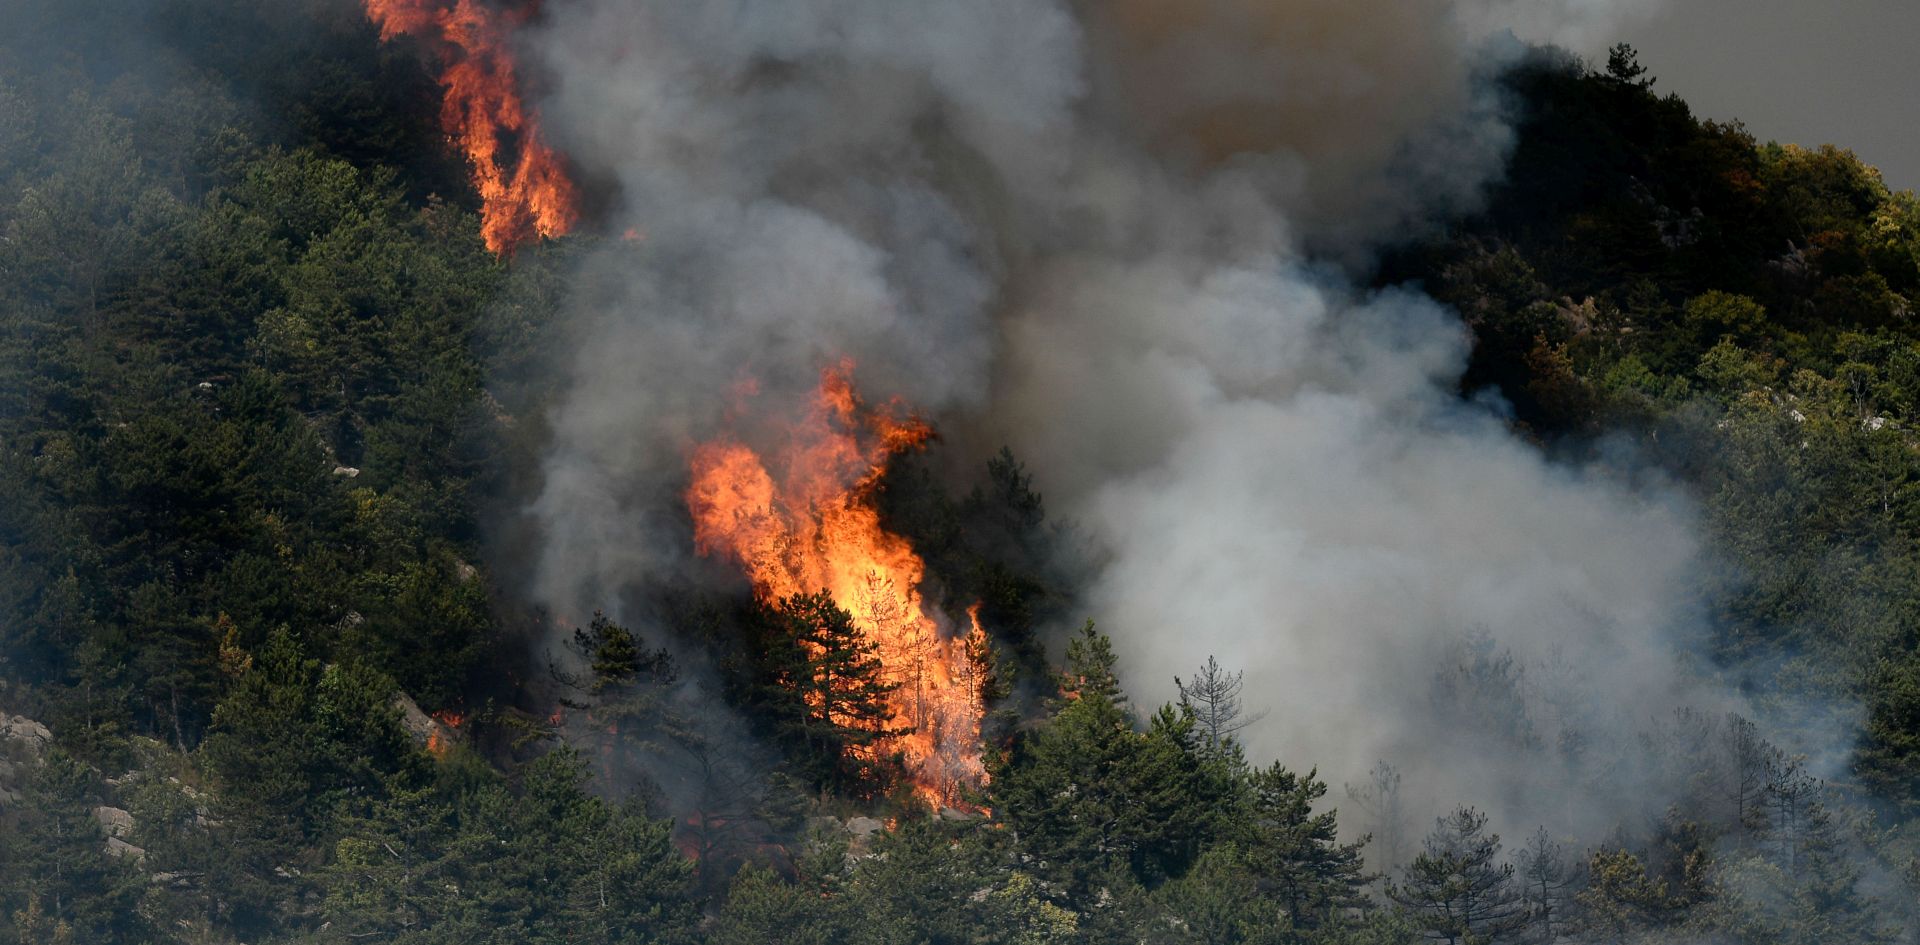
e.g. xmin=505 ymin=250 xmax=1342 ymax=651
xmin=687 ymin=362 xmax=989 ymax=806
xmin=363 ymin=0 xmax=578 ymax=255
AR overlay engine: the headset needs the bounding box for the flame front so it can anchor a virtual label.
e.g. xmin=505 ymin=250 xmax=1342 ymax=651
xmin=687 ymin=362 xmax=987 ymax=806
xmin=363 ymin=0 xmax=579 ymax=255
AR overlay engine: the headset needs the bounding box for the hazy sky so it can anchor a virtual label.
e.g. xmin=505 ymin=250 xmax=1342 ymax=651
xmin=1623 ymin=0 xmax=1920 ymax=190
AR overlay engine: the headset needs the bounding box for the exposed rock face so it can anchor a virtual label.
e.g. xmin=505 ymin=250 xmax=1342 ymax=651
xmin=1 ymin=713 xmax=51 ymax=755
xmin=393 ymin=693 xmax=438 ymax=746
xmin=0 ymin=711 xmax=51 ymax=808
xmin=105 ymin=837 xmax=146 ymax=862
xmin=92 ymin=806 xmax=135 ymax=838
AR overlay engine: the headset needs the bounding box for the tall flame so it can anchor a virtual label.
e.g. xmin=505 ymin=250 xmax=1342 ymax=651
xmin=364 ymin=0 xmax=579 ymax=255
xmin=687 ymin=362 xmax=987 ymax=806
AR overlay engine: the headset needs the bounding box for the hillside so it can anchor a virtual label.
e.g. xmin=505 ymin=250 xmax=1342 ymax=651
xmin=0 ymin=3 xmax=1917 ymax=944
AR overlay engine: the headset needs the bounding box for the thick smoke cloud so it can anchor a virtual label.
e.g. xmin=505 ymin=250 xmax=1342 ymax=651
xmin=518 ymin=0 xmax=1718 ymax=839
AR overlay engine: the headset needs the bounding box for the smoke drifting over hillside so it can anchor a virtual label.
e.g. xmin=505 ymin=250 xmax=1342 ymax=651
xmin=520 ymin=0 xmax=1730 ymax=837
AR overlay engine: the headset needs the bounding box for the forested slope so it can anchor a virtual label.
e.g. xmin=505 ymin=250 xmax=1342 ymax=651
xmin=0 ymin=5 xmax=1915 ymax=944
xmin=1395 ymin=47 xmax=1920 ymax=809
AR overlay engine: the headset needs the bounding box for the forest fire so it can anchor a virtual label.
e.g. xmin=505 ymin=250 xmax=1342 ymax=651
xmin=426 ymin=709 xmax=466 ymax=756
xmin=363 ymin=0 xmax=578 ymax=255
xmin=687 ymin=362 xmax=988 ymax=806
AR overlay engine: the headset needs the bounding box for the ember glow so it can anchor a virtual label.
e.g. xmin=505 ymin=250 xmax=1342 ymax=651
xmin=687 ymin=362 xmax=988 ymax=805
xmin=363 ymin=0 xmax=579 ymax=255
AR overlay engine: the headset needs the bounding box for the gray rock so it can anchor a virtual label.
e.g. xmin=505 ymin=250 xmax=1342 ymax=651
xmin=845 ymin=816 xmax=886 ymax=839
xmin=105 ymin=837 xmax=146 ymax=862
xmin=92 ymin=806 xmax=135 ymax=838
xmin=0 ymin=713 xmax=51 ymax=755
xmin=393 ymin=693 xmax=438 ymax=746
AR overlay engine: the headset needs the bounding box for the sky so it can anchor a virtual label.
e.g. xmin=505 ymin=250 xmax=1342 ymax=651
xmin=1624 ymin=0 xmax=1920 ymax=190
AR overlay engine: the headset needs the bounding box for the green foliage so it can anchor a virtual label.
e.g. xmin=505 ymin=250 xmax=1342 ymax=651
xmin=1387 ymin=808 xmax=1525 ymax=945
xmin=1234 ymin=764 xmax=1372 ymax=928
xmin=990 ymin=626 xmax=1218 ymax=897
xmin=315 ymin=748 xmax=695 ymax=944
xmin=740 ymin=591 xmax=904 ymax=794
xmin=1573 ymin=848 xmax=1682 ymax=939
xmin=709 ymin=865 xmax=846 ymax=945
xmin=0 ymin=750 xmax=155 ymax=944
xmin=1403 ymin=49 xmax=1920 ymax=811
xmin=3 ymin=6 xmax=1920 ymax=944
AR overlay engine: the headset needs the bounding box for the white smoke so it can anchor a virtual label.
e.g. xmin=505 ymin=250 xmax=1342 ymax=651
xmin=518 ymin=0 xmax=1717 ymax=839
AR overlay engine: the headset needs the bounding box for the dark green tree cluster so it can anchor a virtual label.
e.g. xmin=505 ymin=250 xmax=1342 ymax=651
xmin=1396 ymin=45 xmax=1920 ymax=813
xmin=722 ymin=591 xmax=906 ymax=796
xmin=981 ymin=626 xmax=1383 ymax=943
xmin=0 ymin=0 xmax=545 ymax=753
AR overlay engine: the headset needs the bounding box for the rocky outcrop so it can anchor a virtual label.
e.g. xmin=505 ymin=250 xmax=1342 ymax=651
xmin=0 ymin=711 xmax=51 ymax=808
xmin=105 ymin=836 xmax=146 ymax=862
xmin=394 ymin=693 xmax=438 ymax=745
xmin=92 ymin=806 xmax=135 ymax=837
xmin=1 ymin=713 xmax=51 ymax=755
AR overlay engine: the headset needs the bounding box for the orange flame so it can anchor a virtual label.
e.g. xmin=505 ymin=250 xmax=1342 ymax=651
xmin=426 ymin=709 xmax=466 ymax=756
xmin=363 ymin=0 xmax=579 ymax=255
xmin=687 ymin=361 xmax=987 ymax=806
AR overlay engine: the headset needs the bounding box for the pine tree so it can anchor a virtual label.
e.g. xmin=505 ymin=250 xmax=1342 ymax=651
xmin=1571 ymin=849 xmax=1678 ymax=939
xmin=5 ymin=750 xmax=154 ymax=943
xmin=1176 ymin=655 xmax=1268 ymax=756
xmin=1515 ymin=827 xmax=1579 ymax=943
xmin=584 ymin=611 xmax=674 ymax=689
xmin=1763 ymin=755 xmax=1821 ymax=870
xmin=1721 ymin=714 xmax=1773 ymax=835
xmin=1060 ymin=619 xmax=1124 ymax=708
xmin=1346 ymin=760 xmax=1407 ymax=870
xmin=1389 ymin=807 xmax=1526 ymax=944
xmin=1782 ymin=801 xmax=1889 ymax=945
xmin=1604 ymin=43 xmax=1654 ymax=89
xmin=990 ymin=623 xmax=1214 ymax=898
xmin=759 ymin=590 xmax=902 ymax=792
xmin=1237 ymin=763 xmax=1371 ymax=930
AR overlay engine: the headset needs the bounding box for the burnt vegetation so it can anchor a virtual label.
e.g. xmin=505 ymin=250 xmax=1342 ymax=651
xmin=0 ymin=4 xmax=1916 ymax=943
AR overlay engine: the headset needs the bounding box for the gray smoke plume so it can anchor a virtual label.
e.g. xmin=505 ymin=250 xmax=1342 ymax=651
xmin=517 ymin=0 xmax=1744 ymax=843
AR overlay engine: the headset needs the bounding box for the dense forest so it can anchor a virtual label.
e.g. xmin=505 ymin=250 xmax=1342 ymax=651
xmin=1 ymin=2 xmax=1917 ymax=943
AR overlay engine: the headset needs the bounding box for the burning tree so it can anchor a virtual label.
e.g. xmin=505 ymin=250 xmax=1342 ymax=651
xmin=362 ymin=0 xmax=578 ymax=255
xmin=753 ymin=590 xmax=903 ymax=794
xmin=686 ymin=361 xmax=989 ymax=806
